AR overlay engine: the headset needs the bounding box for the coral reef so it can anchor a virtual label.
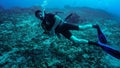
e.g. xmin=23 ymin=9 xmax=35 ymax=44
xmin=0 ymin=6 xmax=120 ymax=68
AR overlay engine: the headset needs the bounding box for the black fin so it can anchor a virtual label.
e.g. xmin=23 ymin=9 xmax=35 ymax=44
xmin=98 ymin=42 xmax=120 ymax=59
xmin=97 ymin=27 xmax=107 ymax=44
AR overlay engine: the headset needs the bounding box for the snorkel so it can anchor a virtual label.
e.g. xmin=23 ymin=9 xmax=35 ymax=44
xmin=41 ymin=0 xmax=48 ymax=18
xmin=35 ymin=0 xmax=48 ymax=21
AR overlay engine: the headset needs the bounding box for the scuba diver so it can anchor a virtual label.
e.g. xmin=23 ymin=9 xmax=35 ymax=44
xmin=35 ymin=10 xmax=120 ymax=59
xmin=35 ymin=10 xmax=107 ymax=45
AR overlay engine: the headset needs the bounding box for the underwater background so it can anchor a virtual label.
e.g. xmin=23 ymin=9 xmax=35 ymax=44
xmin=0 ymin=0 xmax=120 ymax=68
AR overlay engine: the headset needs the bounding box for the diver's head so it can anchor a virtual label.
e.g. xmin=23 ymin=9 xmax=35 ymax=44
xmin=35 ymin=10 xmax=45 ymax=20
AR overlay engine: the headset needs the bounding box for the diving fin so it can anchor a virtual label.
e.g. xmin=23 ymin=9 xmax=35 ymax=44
xmin=98 ymin=28 xmax=107 ymax=44
xmin=98 ymin=41 xmax=120 ymax=59
xmin=93 ymin=24 xmax=107 ymax=43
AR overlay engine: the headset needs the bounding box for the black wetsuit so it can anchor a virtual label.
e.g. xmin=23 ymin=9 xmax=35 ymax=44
xmin=41 ymin=13 xmax=79 ymax=39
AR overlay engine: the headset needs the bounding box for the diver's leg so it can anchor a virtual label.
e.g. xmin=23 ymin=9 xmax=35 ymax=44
xmin=70 ymin=35 xmax=99 ymax=45
xmin=63 ymin=23 xmax=93 ymax=30
xmin=70 ymin=35 xmax=88 ymax=44
xmin=60 ymin=30 xmax=87 ymax=43
xmin=61 ymin=30 xmax=98 ymax=45
xmin=61 ymin=23 xmax=107 ymax=44
xmin=78 ymin=24 xmax=93 ymax=30
xmin=61 ymin=23 xmax=93 ymax=30
xmin=78 ymin=24 xmax=103 ymax=30
xmin=79 ymin=24 xmax=102 ymax=30
xmin=79 ymin=24 xmax=107 ymax=43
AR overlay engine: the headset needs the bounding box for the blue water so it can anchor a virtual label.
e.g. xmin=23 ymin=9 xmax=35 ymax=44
xmin=0 ymin=0 xmax=120 ymax=67
xmin=0 ymin=0 xmax=120 ymax=17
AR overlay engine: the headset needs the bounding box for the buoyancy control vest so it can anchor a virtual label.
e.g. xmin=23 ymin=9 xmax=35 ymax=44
xmin=41 ymin=13 xmax=55 ymax=32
